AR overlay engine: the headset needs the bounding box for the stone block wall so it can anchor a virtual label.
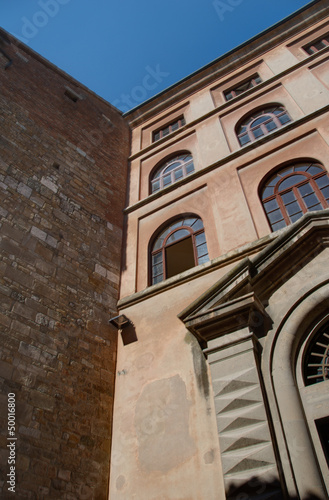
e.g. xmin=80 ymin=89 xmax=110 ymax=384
xmin=0 ymin=31 xmax=129 ymax=499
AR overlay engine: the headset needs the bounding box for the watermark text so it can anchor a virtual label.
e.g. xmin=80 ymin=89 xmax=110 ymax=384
xmin=12 ymin=0 xmax=71 ymax=44
xmin=7 ymin=393 xmax=16 ymax=494
xmin=213 ymin=0 xmax=244 ymax=22
xmin=112 ymin=65 xmax=169 ymax=112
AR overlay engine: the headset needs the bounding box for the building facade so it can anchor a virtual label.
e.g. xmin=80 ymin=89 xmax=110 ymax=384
xmin=111 ymin=1 xmax=329 ymax=499
xmin=1 ymin=1 xmax=329 ymax=499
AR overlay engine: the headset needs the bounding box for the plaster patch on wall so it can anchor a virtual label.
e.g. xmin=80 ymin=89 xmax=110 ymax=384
xmin=116 ymin=475 xmax=126 ymax=491
xmin=135 ymin=352 xmax=154 ymax=370
xmin=204 ymin=449 xmax=215 ymax=464
xmin=135 ymin=375 xmax=196 ymax=472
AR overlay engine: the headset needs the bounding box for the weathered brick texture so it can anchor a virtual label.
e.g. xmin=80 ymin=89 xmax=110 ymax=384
xmin=0 ymin=31 xmax=129 ymax=499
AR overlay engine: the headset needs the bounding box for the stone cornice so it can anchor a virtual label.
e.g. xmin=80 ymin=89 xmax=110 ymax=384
xmin=182 ymin=292 xmax=269 ymax=345
xmin=124 ymin=0 xmax=326 ymax=124
xmin=127 ymin=48 xmax=329 ymax=162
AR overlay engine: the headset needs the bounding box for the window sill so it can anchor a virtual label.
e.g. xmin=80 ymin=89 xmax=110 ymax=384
xmin=118 ymin=232 xmax=278 ymax=308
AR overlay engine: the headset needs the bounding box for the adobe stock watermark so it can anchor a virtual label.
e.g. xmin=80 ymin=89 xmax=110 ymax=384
xmin=213 ymin=0 xmax=245 ymax=22
xmin=75 ymin=65 xmax=168 ymax=154
xmin=7 ymin=393 xmax=16 ymax=494
xmin=76 ymin=114 xmax=114 ymax=157
xmin=112 ymin=65 xmax=170 ymax=112
xmin=12 ymin=0 xmax=71 ymax=44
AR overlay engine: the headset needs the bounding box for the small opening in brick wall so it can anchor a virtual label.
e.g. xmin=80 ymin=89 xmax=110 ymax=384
xmin=0 ymin=31 xmax=12 ymax=69
xmin=64 ymin=89 xmax=78 ymax=102
xmin=52 ymin=162 xmax=60 ymax=170
xmin=64 ymin=86 xmax=82 ymax=103
xmin=0 ymin=50 xmax=12 ymax=69
xmin=102 ymin=114 xmax=114 ymax=127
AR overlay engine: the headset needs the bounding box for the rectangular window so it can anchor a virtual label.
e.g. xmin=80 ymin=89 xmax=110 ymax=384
xmin=224 ymin=75 xmax=262 ymax=101
xmin=315 ymin=416 xmax=329 ymax=467
xmin=304 ymin=35 xmax=329 ymax=55
xmin=152 ymin=116 xmax=186 ymax=142
xmin=165 ymin=238 xmax=194 ymax=278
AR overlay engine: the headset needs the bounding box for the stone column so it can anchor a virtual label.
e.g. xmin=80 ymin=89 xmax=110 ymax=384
xmin=181 ymin=291 xmax=285 ymax=499
xmin=205 ymin=329 xmax=283 ymax=499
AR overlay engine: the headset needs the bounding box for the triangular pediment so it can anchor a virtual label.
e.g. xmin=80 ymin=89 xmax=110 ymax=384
xmin=178 ymin=211 xmax=329 ymax=343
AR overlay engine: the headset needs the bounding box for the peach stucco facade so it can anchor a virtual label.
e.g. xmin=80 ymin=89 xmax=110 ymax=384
xmin=110 ymin=2 xmax=329 ymax=499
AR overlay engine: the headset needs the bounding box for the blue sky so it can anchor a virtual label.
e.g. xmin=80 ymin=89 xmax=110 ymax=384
xmin=1 ymin=0 xmax=316 ymax=112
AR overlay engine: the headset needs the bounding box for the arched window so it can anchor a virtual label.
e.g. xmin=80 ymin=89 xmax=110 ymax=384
xmin=150 ymin=153 xmax=194 ymax=194
xmin=297 ymin=314 xmax=329 ymax=474
xmin=261 ymin=161 xmax=329 ymax=231
xmin=237 ymin=105 xmax=291 ymax=146
xmin=303 ymin=319 xmax=329 ymax=386
xmin=150 ymin=216 xmax=209 ymax=285
xmin=272 ymin=290 xmax=329 ymax=495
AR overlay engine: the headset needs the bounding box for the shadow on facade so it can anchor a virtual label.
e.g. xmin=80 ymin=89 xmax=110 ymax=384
xmin=120 ymin=323 xmax=138 ymax=345
xmin=225 ymin=475 xmax=324 ymax=500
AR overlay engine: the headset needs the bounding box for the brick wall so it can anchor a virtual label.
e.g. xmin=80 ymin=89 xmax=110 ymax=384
xmin=0 ymin=32 xmax=130 ymax=499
